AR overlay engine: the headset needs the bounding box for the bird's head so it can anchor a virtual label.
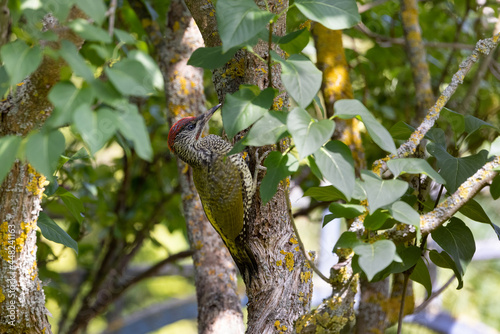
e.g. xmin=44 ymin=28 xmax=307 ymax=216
xmin=168 ymin=104 xmax=221 ymax=154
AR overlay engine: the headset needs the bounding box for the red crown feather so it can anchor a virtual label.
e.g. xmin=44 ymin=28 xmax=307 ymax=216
xmin=167 ymin=117 xmax=196 ymax=152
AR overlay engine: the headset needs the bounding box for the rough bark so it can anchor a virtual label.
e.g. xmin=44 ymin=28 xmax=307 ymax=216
xmin=0 ymin=7 xmax=85 ymax=334
xmin=312 ymin=24 xmax=366 ymax=173
xmin=292 ymin=25 xmax=362 ymax=334
xmin=0 ymin=0 xmax=9 ymax=48
xmin=162 ymin=1 xmax=245 ymax=333
xmin=355 ymin=279 xmax=390 ymax=333
xmin=400 ymin=0 xmax=434 ymax=123
xmin=184 ymin=1 xmax=313 ymax=333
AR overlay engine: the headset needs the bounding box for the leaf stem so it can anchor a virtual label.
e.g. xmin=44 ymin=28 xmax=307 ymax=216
xmin=246 ymin=47 xmax=267 ymax=65
xmin=396 ymin=271 xmax=411 ymax=334
xmin=268 ymin=21 xmax=273 ymax=89
xmin=284 ymin=185 xmax=330 ymax=284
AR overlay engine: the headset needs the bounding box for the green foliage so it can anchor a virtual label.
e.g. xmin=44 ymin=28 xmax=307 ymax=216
xmin=294 ymin=0 xmax=360 ymax=30
xmin=114 ymin=102 xmax=153 ymax=161
xmin=273 ymin=53 xmax=322 ymax=108
xmin=334 ymin=99 xmax=397 ymax=154
xmin=261 ymin=152 xmax=299 ymax=204
xmin=334 ymin=231 xmax=362 ymax=249
xmin=38 ymin=212 xmax=78 ymax=254
xmin=2 ymin=0 xmax=499 ymax=328
xmin=287 ymin=107 xmax=334 ymax=159
xmin=188 ymin=46 xmax=239 ymax=69
xmin=361 ymin=171 xmax=408 ymax=213
xmin=59 ymin=40 xmax=95 ymax=82
xmin=55 ymin=187 xmax=85 ymax=224
xmin=303 ymin=185 xmax=347 ymax=202
xmin=410 ymin=258 xmax=432 ymax=298
xmin=222 ymin=86 xmax=275 ymax=138
xmin=68 ymin=18 xmax=112 ymax=43
xmin=242 ymin=110 xmax=288 ymax=146
xmin=276 ymin=29 xmax=310 ymax=55
xmin=216 ymin=0 xmax=275 ymax=52
xmin=325 ymin=203 xmax=364 ymax=222
xmin=431 ymin=218 xmax=476 ymax=289
xmin=0 ymin=136 xmax=21 ymax=184
xmin=389 ymin=201 xmax=420 ymax=229
xmin=26 ymin=130 xmax=65 ymax=181
xmin=105 ymin=59 xmax=156 ymax=96
xmin=490 ymin=175 xmax=500 ymax=200
xmin=428 ymin=144 xmax=489 ymax=193
xmin=353 ymin=240 xmax=397 ymax=281
xmin=387 ymin=158 xmax=446 ymax=185
xmin=73 ymin=106 xmax=117 ymax=155
xmin=459 ymin=199 xmax=492 ymax=224
xmin=47 ymin=82 xmax=94 ymax=128
xmin=364 ymin=210 xmax=390 ymax=230
xmin=76 ymin=0 xmax=107 ymax=25
xmin=0 ymin=40 xmax=42 ymax=86
xmin=313 ymin=141 xmax=355 ymax=199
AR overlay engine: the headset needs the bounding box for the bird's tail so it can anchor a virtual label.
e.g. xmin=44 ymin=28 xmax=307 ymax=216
xmin=228 ymin=239 xmax=259 ymax=284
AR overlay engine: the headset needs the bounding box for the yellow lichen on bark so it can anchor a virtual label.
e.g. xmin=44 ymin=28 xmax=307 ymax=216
xmin=26 ymin=164 xmax=46 ymax=197
xmin=313 ymin=26 xmax=353 ymax=105
xmin=221 ymin=57 xmax=245 ymax=79
xmin=0 ymin=221 xmax=12 ymax=262
xmin=312 ymin=24 xmax=366 ymax=171
xmin=16 ymin=220 xmax=37 ymax=252
xmin=280 ymin=249 xmax=295 ymax=272
xmin=274 ymin=320 xmax=288 ymax=333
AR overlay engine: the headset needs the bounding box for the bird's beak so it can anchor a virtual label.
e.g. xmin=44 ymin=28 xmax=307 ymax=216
xmin=196 ymin=103 xmax=221 ymax=139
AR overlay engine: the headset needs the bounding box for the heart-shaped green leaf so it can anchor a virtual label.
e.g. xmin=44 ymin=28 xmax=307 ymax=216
xmin=216 ymin=0 xmax=274 ymax=52
xmin=1 ymin=40 xmax=42 ymax=86
xmin=274 ymin=53 xmax=322 ymax=108
xmin=74 ymin=105 xmax=118 ymax=155
xmin=314 ymin=141 xmax=355 ymax=199
xmin=361 ymin=171 xmax=408 ymax=212
xmin=38 ymin=212 xmax=78 ymax=254
xmin=261 ymin=152 xmax=299 ymax=204
xmin=335 ymin=99 xmax=397 ymax=154
xmin=354 ymin=240 xmax=396 ymax=281
xmin=26 ymin=130 xmax=66 ymax=180
xmin=223 ymin=86 xmax=275 ymax=138
xmin=288 ymin=107 xmax=334 ymax=159
xmin=295 ymin=0 xmax=360 ymax=30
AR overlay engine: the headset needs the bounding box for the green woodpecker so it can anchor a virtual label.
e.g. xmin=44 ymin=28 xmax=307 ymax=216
xmin=167 ymin=104 xmax=258 ymax=279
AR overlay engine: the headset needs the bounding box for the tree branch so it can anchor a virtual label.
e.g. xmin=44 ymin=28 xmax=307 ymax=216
xmin=356 ymin=22 xmax=475 ymax=50
xmin=373 ymin=32 xmax=500 ymax=174
xmin=385 ymin=156 xmax=500 ymax=241
xmin=414 ymin=275 xmax=455 ymax=314
xmin=285 ymin=186 xmax=330 ymax=284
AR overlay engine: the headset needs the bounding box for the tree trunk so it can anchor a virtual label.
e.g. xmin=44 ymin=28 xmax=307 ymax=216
xmin=184 ymin=1 xmax=313 ymax=333
xmin=0 ymin=7 xmax=85 ymax=333
xmin=400 ymin=0 xmax=434 ymax=122
xmin=162 ymin=1 xmax=245 ymax=333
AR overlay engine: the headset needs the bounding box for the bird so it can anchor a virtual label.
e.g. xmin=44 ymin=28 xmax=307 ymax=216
xmin=167 ymin=103 xmax=259 ymax=281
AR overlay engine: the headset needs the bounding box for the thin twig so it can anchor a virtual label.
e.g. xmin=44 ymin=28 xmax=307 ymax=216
xmin=414 ymin=275 xmax=455 ymax=313
xmin=284 ymin=186 xmax=330 ymax=284
xmin=107 ymin=0 xmax=118 ymax=36
xmin=268 ymin=21 xmax=273 ymax=88
xmin=433 ymin=184 xmax=444 ymax=209
xmin=396 ymin=272 xmax=411 ymax=334
xmin=356 ymin=22 xmax=475 ymax=50
xmin=358 ymin=0 xmax=391 ymax=13
xmin=374 ymin=32 xmax=500 ymax=169
xmin=434 ymin=2 xmax=470 ymax=95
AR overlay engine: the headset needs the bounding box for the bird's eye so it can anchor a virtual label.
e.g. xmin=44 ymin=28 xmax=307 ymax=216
xmin=187 ymin=123 xmax=195 ymax=130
